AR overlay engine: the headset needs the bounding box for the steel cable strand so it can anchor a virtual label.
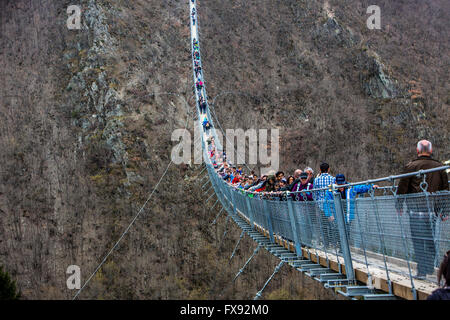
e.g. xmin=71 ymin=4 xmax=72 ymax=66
xmin=72 ymin=100 xmax=192 ymax=300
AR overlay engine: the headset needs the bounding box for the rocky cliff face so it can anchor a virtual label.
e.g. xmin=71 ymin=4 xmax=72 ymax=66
xmin=0 ymin=0 xmax=448 ymax=299
xmin=200 ymin=0 xmax=448 ymax=177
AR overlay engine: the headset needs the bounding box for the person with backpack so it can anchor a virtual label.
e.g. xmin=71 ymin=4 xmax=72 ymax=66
xmin=324 ymin=174 xmax=378 ymax=223
xmin=196 ymin=79 xmax=203 ymax=91
xmin=323 ymin=174 xmax=378 ymax=249
xmin=202 ymin=116 xmax=210 ymax=132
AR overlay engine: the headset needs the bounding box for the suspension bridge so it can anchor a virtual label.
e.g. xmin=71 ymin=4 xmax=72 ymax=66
xmin=189 ymin=0 xmax=449 ymax=300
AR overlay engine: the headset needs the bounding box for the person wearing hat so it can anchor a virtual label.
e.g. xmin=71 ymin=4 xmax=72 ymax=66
xmin=325 ymin=174 xmax=378 ymax=223
xmin=279 ymin=179 xmax=288 ymax=191
xmin=291 ymin=172 xmax=313 ymax=201
xmin=291 ymin=172 xmax=315 ymax=245
xmin=323 ymin=174 xmax=378 ymax=249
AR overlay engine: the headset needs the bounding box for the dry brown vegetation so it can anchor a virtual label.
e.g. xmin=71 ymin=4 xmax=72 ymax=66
xmin=0 ymin=0 xmax=448 ymax=299
xmin=200 ymin=0 xmax=449 ymax=179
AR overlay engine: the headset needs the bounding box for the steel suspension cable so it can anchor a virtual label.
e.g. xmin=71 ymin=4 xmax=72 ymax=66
xmin=73 ymin=101 xmax=192 ymax=300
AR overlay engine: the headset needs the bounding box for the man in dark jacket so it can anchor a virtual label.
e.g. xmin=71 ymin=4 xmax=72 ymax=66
xmin=397 ymin=140 xmax=449 ymax=279
xmin=397 ymin=141 xmax=448 ymax=194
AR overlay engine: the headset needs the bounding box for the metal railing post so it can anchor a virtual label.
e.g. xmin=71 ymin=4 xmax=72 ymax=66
xmin=332 ymin=186 xmax=355 ymax=281
xmin=392 ymin=188 xmax=417 ymax=300
xmin=231 ymin=189 xmax=237 ymax=217
xmin=203 ymin=185 xmax=213 ymax=197
xmin=202 ymin=179 xmax=210 ymax=190
xmin=287 ymin=193 xmax=303 ymax=260
xmin=263 ymin=199 xmax=275 ymax=243
xmin=370 ymin=189 xmax=393 ymax=294
xmin=245 ymin=195 xmax=255 ymax=229
xmin=210 ymin=199 xmax=219 ymax=211
xmin=205 ymin=191 xmax=215 ymax=203
xmin=220 ymin=214 xmax=230 ymax=246
xmin=233 ymin=244 xmax=261 ymax=282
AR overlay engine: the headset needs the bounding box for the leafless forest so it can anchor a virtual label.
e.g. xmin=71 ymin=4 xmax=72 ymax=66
xmin=0 ymin=0 xmax=448 ymax=299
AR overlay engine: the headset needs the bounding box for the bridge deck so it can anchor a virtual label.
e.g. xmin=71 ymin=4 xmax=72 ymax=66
xmin=253 ymin=220 xmax=438 ymax=300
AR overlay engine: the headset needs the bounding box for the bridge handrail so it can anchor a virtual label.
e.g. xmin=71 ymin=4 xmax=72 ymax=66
xmin=231 ymin=165 xmax=450 ymax=196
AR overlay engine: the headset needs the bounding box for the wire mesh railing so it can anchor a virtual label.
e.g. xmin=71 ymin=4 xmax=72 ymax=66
xmin=206 ymin=159 xmax=449 ymax=294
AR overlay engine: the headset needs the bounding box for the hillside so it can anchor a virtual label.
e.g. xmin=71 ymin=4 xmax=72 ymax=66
xmin=200 ymin=0 xmax=449 ymax=177
xmin=0 ymin=0 xmax=448 ymax=299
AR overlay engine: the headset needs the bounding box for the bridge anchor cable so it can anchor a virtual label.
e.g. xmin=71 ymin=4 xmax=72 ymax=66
xmin=229 ymin=231 xmax=245 ymax=262
xmin=211 ymin=207 xmax=224 ymax=225
xmin=233 ymin=244 xmax=262 ymax=282
xmin=253 ymin=261 xmax=285 ymax=300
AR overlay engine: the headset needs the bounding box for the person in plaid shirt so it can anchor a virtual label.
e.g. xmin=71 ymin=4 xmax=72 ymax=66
xmin=313 ymin=162 xmax=336 ymax=248
xmin=313 ymin=162 xmax=336 ymax=201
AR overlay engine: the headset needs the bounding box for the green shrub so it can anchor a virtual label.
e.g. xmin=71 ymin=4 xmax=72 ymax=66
xmin=0 ymin=266 xmax=20 ymax=300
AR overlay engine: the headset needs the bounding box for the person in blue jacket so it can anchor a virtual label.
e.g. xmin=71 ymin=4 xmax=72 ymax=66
xmin=324 ymin=174 xmax=378 ymax=222
xmin=202 ymin=116 xmax=211 ymax=132
xmin=323 ymin=174 xmax=378 ymax=249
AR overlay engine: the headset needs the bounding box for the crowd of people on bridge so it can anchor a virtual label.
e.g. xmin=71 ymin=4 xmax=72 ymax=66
xmin=191 ymin=7 xmax=212 ymax=134
xmin=211 ymin=156 xmax=379 ymax=205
